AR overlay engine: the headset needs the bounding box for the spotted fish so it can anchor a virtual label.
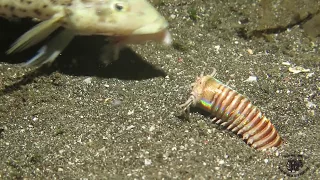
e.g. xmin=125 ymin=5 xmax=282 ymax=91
xmin=0 ymin=0 xmax=171 ymax=66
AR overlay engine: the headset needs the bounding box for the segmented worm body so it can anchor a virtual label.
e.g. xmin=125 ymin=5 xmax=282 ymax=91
xmin=179 ymin=70 xmax=283 ymax=151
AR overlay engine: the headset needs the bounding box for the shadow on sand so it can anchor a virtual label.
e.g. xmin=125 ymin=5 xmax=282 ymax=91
xmin=0 ymin=18 xmax=167 ymax=94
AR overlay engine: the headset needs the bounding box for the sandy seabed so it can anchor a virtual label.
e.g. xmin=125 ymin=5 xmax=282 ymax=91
xmin=1 ymin=0 xmax=319 ymax=179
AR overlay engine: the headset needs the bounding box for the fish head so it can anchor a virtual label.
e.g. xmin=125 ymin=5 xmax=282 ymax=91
xmin=66 ymin=0 xmax=171 ymax=44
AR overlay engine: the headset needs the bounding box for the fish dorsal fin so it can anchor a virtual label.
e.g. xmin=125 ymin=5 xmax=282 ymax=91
xmin=6 ymin=13 xmax=64 ymax=54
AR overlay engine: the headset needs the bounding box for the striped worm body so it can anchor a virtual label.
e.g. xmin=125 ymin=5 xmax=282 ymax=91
xmin=179 ymin=70 xmax=283 ymax=151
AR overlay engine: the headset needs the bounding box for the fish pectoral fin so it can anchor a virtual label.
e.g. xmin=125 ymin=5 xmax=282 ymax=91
xmin=23 ymin=29 xmax=75 ymax=67
xmin=99 ymin=42 xmax=123 ymax=65
xmin=6 ymin=14 xmax=64 ymax=54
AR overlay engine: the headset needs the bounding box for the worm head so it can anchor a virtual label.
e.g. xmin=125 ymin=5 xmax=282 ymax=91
xmin=189 ymin=74 xmax=212 ymax=105
xmin=178 ymin=70 xmax=215 ymax=112
xmin=177 ymin=75 xmax=206 ymax=111
xmin=189 ymin=68 xmax=217 ymax=103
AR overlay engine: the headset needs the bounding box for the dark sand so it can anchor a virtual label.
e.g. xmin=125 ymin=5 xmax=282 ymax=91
xmin=1 ymin=0 xmax=319 ymax=179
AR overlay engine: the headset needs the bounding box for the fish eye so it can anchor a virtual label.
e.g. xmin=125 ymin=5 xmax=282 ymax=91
xmin=114 ymin=3 xmax=124 ymax=11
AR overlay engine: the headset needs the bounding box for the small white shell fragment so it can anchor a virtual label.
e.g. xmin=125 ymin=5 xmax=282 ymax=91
xmin=83 ymin=77 xmax=92 ymax=84
xmin=214 ymin=45 xmax=221 ymax=51
xmin=127 ymin=110 xmax=134 ymax=115
xmin=112 ymin=99 xmax=122 ymax=106
xmin=247 ymin=48 xmax=254 ymax=55
xmin=289 ymin=66 xmax=310 ymax=74
xmin=306 ymin=101 xmax=317 ymax=109
xmin=144 ymin=159 xmax=152 ymax=166
xmin=282 ymin=61 xmax=291 ymax=66
xmin=149 ymin=125 xmax=155 ymax=132
xmin=244 ymin=75 xmax=257 ymax=82
xmin=306 ymin=72 xmax=314 ymax=78
xmin=126 ymin=125 xmax=135 ymax=130
xmin=218 ymin=159 xmax=225 ymax=165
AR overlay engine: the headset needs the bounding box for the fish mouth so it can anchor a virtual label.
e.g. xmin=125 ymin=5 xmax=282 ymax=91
xmin=132 ymin=16 xmax=169 ymax=35
xmin=120 ymin=28 xmax=171 ymax=45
